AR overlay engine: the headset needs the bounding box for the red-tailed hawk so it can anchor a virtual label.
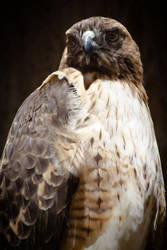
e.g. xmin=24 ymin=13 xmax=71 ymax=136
xmin=0 ymin=17 xmax=166 ymax=250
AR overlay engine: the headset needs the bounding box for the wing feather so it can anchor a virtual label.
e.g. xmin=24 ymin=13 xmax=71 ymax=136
xmin=0 ymin=70 xmax=81 ymax=250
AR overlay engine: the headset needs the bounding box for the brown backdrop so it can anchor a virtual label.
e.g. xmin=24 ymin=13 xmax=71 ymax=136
xmin=0 ymin=0 xmax=166 ymax=247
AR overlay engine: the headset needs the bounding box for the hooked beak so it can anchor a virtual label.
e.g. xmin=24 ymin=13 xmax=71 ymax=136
xmin=82 ymin=30 xmax=99 ymax=54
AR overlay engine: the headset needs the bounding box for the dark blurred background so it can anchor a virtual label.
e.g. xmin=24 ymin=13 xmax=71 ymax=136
xmin=0 ymin=0 xmax=166 ymax=246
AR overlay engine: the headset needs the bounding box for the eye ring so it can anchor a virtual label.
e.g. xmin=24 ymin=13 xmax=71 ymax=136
xmin=105 ymin=27 xmax=120 ymax=44
xmin=66 ymin=34 xmax=78 ymax=51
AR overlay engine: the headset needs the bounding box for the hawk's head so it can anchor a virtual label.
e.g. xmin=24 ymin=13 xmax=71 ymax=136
xmin=59 ymin=17 xmax=143 ymax=88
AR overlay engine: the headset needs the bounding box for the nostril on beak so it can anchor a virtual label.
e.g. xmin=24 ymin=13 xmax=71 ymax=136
xmin=82 ymin=30 xmax=98 ymax=54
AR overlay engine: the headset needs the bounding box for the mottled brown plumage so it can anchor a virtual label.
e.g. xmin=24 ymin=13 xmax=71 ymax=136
xmin=0 ymin=17 xmax=166 ymax=250
xmin=0 ymin=71 xmax=81 ymax=249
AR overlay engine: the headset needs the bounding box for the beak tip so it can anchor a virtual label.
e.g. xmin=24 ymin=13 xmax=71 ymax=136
xmin=83 ymin=41 xmax=94 ymax=54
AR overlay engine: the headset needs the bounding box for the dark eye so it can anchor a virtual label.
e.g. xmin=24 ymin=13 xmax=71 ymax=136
xmin=105 ymin=27 xmax=120 ymax=44
xmin=66 ymin=34 xmax=78 ymax=51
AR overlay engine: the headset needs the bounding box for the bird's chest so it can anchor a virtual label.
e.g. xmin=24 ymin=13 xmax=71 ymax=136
xmin=62 ymin=81 xmax=148 ymax=250
xmin=63 ymin=141 xmax=145 ymax=250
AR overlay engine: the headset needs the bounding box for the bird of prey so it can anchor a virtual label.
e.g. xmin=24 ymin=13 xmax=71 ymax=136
xmin=0 ymin=17 xmax=166 ymax=250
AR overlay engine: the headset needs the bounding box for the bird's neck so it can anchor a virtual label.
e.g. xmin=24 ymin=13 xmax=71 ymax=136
xmin=83 ymin=71 xmax=147 ymax=103
xmin=83 ymin=72 xmax=111 ymax=89
xmin=83 ymin=79 xmax=148 ymax=132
